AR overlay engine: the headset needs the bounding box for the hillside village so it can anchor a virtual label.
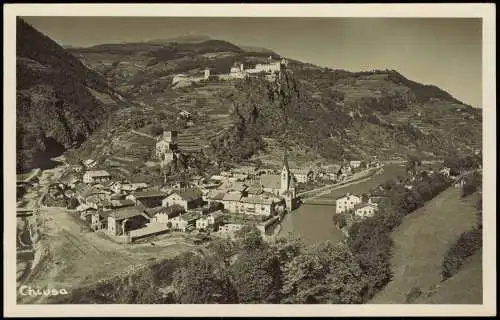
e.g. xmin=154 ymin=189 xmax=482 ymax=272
xmin=14 ymin=18 xmax=485 ymax=306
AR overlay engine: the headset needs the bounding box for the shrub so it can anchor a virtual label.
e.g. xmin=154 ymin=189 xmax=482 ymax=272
xmin=441 ymin=228 xmax=482 ymax=281
xmin=405 ymin=286 xmax=423 ymax=303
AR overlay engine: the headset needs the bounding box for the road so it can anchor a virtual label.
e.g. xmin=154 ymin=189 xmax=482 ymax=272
xmin=17 ymin=205 xmax=195 ymax=304
xmin=299 ymin=166 xmax=382 ymax=200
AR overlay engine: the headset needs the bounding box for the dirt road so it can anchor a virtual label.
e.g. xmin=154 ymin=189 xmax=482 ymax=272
xmin=17 ymin=158 xmax=194 ymax=304
xmin=17 ymin=206 xmax=195 ymax=304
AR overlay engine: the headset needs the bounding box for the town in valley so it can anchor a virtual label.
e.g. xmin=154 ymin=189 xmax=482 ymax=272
xmin=14 ymin=16 xmax=485 ymax=306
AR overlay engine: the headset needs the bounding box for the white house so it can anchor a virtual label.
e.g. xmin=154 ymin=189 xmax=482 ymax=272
xmin=291 ymin=169 xmax=313 ymax=183
xmin=353 ymin=203 xmax=378 ymax=218
xmin=179 ymin=110 xmax=191 ymax=119
xmin=83 ymin=159 xmax=97 ymax=169
xmin=149 ymin=207 xmax=183 ymax=224
xmin=110 ymin=181 xmax=122 ymax=194
xmin=195 ymin=211 xmax=223 ymax=231
xmin=172 ymin=74 xmax=189 ymax=85
xmin=83 ymin=170 xmax=112 ymax=184
xmin=335 ymin=193 xmax=362 ymax=214
xmin=238 ymin=197 xmax=278 ymax=216
xmin=169 ymin=215 xmax=188 ymax=232
xmin=169 ymin=212 xmax=201 ymax=232
xmin=221 ymin=192 xmax=243 ymax=213
xmin=349 ymin=161 xmax=362 ymax=169
xmin=196 ymin=216 xmax=211 ymax=230
xmin=440 ymin=167 xmax=451 ymax=177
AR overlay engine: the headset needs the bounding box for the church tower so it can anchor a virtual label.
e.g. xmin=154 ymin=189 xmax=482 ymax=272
xmin=280 ymin=151 xmax=291 ymax=194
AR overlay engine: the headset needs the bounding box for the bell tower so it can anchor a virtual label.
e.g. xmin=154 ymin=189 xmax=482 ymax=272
xmin=280 ymin=151 xmax=291 ymax=195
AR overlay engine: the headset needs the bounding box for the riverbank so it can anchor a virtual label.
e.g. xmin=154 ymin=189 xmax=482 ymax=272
xmin=298 ymin=166 xmax=380 ymax=199
xmin=276 ymin=163 xmax=407 ymax=245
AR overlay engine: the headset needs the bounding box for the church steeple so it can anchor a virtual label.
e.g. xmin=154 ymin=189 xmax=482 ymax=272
xmin=281 ymin=150 xmax=291 ymax=193
xmin=282 ymin=151 xmax=290 ymax=173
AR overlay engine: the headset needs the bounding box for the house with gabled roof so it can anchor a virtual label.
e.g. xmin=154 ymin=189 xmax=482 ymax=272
xmin=169 ymin=212 xmax=202 ymax=232
xmin=162 ymin=188 xmax=204 ymax=211
xmin=147 ymin=205 xmax=185 ymax=224
xmin=107 ymin=206 xmax=151 ymax=236
xmin=353 ymin=202 xmax=378 ymax=218
xmin=221 ymin=191 xmax=243 ymax=213
xmin=335 ymin=193 xmax=362 ymax=214
xmin=83 ymin=170 xmax=111 ymax=184
xmin=127 ymin=190 xmax=167 ymax=208
xmin=290 ymin=168 xmax=313 ymax=183
xmin=239 ymin=196 xmax=281 ymax=216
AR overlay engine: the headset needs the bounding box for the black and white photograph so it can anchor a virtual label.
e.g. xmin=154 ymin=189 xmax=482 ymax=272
xmin=4 ymin=3 xmax=496 ymax=317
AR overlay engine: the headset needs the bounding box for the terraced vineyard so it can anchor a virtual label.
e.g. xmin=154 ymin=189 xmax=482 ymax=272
xmin=166 ymin=82 xmax=238 ymax=153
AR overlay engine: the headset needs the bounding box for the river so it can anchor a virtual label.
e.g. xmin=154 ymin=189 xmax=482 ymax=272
xmin=278 ymin=163 xmax=409 ymax=245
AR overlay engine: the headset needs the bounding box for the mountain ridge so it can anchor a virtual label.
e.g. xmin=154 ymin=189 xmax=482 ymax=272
xmin=17 ymin=22 xmax=481 ymax=178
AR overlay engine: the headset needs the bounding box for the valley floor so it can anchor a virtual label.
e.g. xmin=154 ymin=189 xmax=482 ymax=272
xmin=369 ymin=187 xmax=481 ymax=304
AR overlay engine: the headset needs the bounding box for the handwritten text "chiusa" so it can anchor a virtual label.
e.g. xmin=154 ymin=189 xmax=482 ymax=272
xmin=18 ymin=285 xmax=69 ymax=297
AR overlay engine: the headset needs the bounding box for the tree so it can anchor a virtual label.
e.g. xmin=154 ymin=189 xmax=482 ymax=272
xmin=406 ymin=154 xmax=422 ymax=176
xmin=333 ymin=214 xmax=347 ymax=229
xmin=67 ymin=197 xmax=79 ymax=210
xmin=281 ymin=241 xmax=368 ymax=304
xmin=206 ymin=237 xmax=236 ymax=266
xmin=361 ymin=193 xmax=370 ymax=203
xmin=230 ymin=247 xmax=281 ymax=303
xmin=234 ymin=225 xmax=265 ymax=251
xmin=171 ymin=254 xmax=237 ymax=304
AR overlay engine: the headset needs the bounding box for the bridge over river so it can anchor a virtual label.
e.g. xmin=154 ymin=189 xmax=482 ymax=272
xmin=300 ymin=198 xmax=337 ymax=206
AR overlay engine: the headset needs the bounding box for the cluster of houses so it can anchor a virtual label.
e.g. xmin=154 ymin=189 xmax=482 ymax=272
xmin=334 ymin=164 xmax=465 ymax=221
xmin=68 ymin=151 xmax=303 ymax=242
xmin=171 ymin=56 xmax=289 ymax=87
xmin=61 ymin=140 xmax=381 ymax=243
xmin=335 ymin=193 xmax=380 ymax=218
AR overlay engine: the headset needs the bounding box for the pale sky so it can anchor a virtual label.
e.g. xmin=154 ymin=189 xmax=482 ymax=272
xmin=21 ymin=17 xmax=482 ymax=107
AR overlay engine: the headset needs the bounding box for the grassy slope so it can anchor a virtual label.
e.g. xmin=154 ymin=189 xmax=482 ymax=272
xmin=369 ymin=187 xmax=479 ymax=304
xmin=414 ymin=250 xmax=482 ymax=304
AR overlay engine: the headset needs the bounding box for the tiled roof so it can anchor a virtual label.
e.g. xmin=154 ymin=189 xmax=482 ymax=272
xmin=222 ymin=192 xmax=243 ymax=202
xmin=174 ymin=188 xmax=203 ymax=201
xmin=354 ymin=202 xmax=376 ymax=210
xmin=337 ymin=194 xmax=361 ymax=201
xmin=259 ymin=174 xmax=281 ymax=190
xmin=209 ymin=210 xmax=224 ymax=219
xmin=207 ymin=191 xmax=225 ymax=201
xmin=240 ymin=197 xmax=275 ymax=205
xmin=291 ymin=169 xmax=312 ymax=175
xmin=129 ymin=223 xmax=170 ymax=238
xmin=228 ymin=182 xmax=248 ymax=192
xmin=246 ymin=185 xmax=263 ymax=195
xmin=84 ymin=170 xmax=111 ymax=177
xmin=111 ymin=199 xmax=136 ymax=208
xmin=181 ymin=212 xmax=202 ymax=222
xmin=110 ymin=206 xmax=147 ymax=220
xmin=110 ymin=193 xmax=125 ymax=200
xmin=131 ymin=191 xmax=167 ymax=199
